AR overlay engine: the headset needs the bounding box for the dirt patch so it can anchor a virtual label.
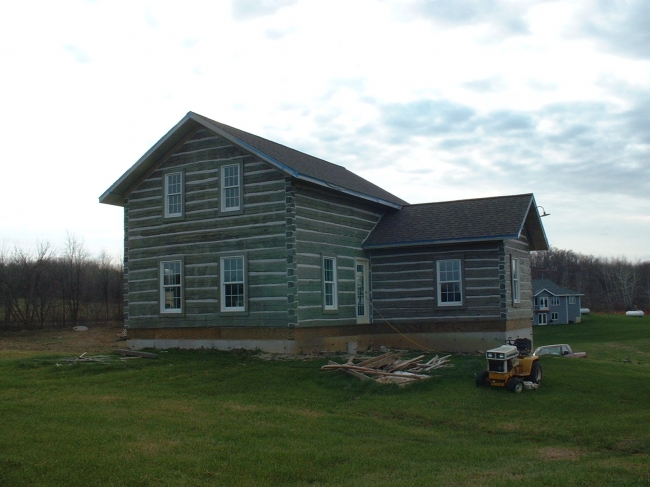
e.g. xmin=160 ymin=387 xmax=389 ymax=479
xmin=538 ymin=447 xmax=583 ymax=461
xmin=0 ymin=323 xmax=126 ymax=356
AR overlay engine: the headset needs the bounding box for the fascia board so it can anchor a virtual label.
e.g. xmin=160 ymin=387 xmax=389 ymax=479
xmin=520 ymin=195 xmax=550 ymax=250
xmin=99 ymin=112 xmax=197 ymax=206
xmin=362 ymin=234 xmax=517 ymax=250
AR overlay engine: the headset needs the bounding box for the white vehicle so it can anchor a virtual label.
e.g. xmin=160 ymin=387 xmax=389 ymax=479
xmin=533 ymin=344 xmax=586 ymax=358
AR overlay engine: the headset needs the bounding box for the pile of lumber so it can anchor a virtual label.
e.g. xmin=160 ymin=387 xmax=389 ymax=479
xmin=321 ymin=351 xmax=452 ymax=385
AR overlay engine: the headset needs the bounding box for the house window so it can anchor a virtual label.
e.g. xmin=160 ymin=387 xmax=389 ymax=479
xmin=511 ymin=257 xmax=520 ymax=304
xmin=538 ymin=297 xmax=549 ymax=309
xmin=165 ymin=172 xmax=183 ymax=217
xmin=160 ymin=261 xmax=182 ymax=313
xmin=221 ymin=164 xmax=241 ymax=212
xmin=437 ymin=259 xmax=462 ymax=306
xmin=551 ymin=312 xmax=559 ymax=321
xmin=538 ymin=313 xmax=547 ymax=325
xmin=323 ymin=257 xmax=338 ymax=310
xmin=221 ymin=256 xmax=245 ymax=311
xmin=551 ymin=296 xmax=560 ymax=306
xmin=569 ymin=296 xmax=576 ymax=304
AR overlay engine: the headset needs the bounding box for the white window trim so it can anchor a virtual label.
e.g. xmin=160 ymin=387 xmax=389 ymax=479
xmin=538 ymin=313 xmax=547 ymax=325
xmin=437 ymin=259 xmax=463 ymax=307
xmin=569 ymin=296 xmax=576 ymax=304
xmin=538 ymin=297 xmax=549 ymax=309
xmin=220 ymin=255 xmax=246 ymax=312
xmin=220 ymin=163 xmax=241 ymax=213
xmin=164 ymin=171 xmax=184 ymax=218
xmin=551 ymin=296 xmax=560 ymax=306
xmin=160 ymin=260 xmax=183 ymax=314
xmin=322 ymin=256 xmax=338 ymax=311
xmin=551 ymin=312 xmax=559 ymax=321
xmin=355 ymin=258 xmax=369 ymax=324
xmin=511 ymin=257 xmax=520 ymax=304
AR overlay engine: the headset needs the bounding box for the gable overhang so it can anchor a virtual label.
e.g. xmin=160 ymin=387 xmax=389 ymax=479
xmin=100 ymin=112 xmax=402 ymax=209
xmin=362 ymin=234 xmax=520 ymax=251
xmin=520 ymin=195 xmax=550 ymax=251
xmin=533 ymin=288 xmax=584 ymax=297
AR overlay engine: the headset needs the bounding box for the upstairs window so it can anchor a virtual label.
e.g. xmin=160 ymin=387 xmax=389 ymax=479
xmin=511 ymin=258 xmax=520 ymax=304
xmin=165 ymin=172 xmax=183 ymax=218
xmin=569 ymin=296 xmax=576 ymax=304
xmin=538 ymin=297 xmax=549 ymax=309
xmin=221 ymin=256 xmax=245 ymax=312
xmin=323 ymin=257 xmax=338 ymax=310
xmin=551 ymin=296 xmax=560 ymax=306
xmin=160 ymin=261 xmax=182 ymax=313
xmin=437 ymin=259 xmax=463 ymax=306
xmin=221 ymin=164 xmax=241 ymax=212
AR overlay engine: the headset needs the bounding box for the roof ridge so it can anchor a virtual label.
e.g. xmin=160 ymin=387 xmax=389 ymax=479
xmin=403 ymin=193 xmax=533 ymax=207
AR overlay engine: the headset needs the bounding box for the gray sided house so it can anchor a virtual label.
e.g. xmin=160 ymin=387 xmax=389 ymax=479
xmin=100 ymin=111 xmax=549 ymax=353
xmin=532 ymin=279 xmax=583 ymax=325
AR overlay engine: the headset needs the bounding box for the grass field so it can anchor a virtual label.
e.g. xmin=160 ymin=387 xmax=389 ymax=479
xmin=1 ymin=314 xmax=648 ymax=486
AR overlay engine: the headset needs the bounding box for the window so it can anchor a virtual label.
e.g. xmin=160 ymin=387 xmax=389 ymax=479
xmin=569 ymin=296 xmax=576 ymax=304
xmin=551 ymin=296 xmax=560 ymax=306
xmin=511 ymin=257 xmax=520 ymax=304
xmin=323 ymin=257 xmax=338 ymax=310
xmin=160 ymin=261 xmax=182 ymax=313
xmin=221 ymin=256 xmax=245 ymax=312
xmin=221 ymin=164 xmax=241 ymax=212
xmin=164 ymin=172 xmax=183 ymax=218
xmin=538 ymin=313 xmax=547 ymax=325
xmin=437 ymin=259 xmax=463 ymax=306
xmin=551 ymin=312 xmax=559 ymax=321
xmin=538 ymin=297 xmax=549 ymax=309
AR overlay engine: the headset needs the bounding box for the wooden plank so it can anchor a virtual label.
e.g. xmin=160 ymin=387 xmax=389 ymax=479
xmin=115 ymin=349 xmax=158 ymax=359
xmin=354 ymin=351 xmax=402 ymax=368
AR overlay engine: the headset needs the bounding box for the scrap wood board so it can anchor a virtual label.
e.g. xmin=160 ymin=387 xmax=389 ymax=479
xmin=322 ymin=352 xmax=452 ymax=384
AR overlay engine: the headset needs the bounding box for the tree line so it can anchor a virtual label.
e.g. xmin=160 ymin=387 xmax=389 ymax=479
xmin=531 ymin=248 xmax=650 ymax=313
xmin=0 ymin=234 xmax=123 ymax=331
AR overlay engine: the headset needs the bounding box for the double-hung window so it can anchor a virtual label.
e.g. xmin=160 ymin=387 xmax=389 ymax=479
xmin=160 ymin=261 xmax=182 ymax=313
xmin=569 ymin=296 xmax=576 ymax=304
xmin=221 ymin=256 xmax=245 ymax=311
xmin=322 ymin=257 xmax=338 ymax=310
xmin=221 ymin=164 xmax=241 ymax=213
xmin=551 ymin=296 xmax=560 ymax=306
xmin=511 ymin=257 xmax=520 ymax=304
xmin=164 ymin=171 xmax=183 ymax=218
xmin=437 ymin=259 xmax=463 ymax=306
xmin=551 ymin=312 xmax=559 ymax=321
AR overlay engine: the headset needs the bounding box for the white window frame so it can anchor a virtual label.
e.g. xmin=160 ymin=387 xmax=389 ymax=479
xmin=538 ymin=297 xmax=549 ymax=309
xmin=538 ymin=313 xmax=547 ymax=325
xmin=322 ymin=257 xmax=338 ymax=311
xmin=164 ymin=171 xmax=183 ymax=218
xmin=221 ymin=256 xmax=246 ymax=312
xmin=569 ymin=296 xmax=576 ymax=304
xmin=437 ymin=259 xmax=463 ymax=306
xmin=355 ymin=258 xmax=369 ymax=324
xmin=221 ymin=163 xmax=241 ymax=213
xmin=160 ymin=260 xmax=183 ymax=314
xmin=511 ymin=257 xmax=520 ymax=304
xmin=551 ymin=296 xmax=560 ymax=306
xmin=551 ymin=312 xmax=559 ymax=321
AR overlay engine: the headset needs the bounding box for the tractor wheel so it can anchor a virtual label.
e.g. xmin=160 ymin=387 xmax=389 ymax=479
xmin=506 ymin=377 xmax=524 ymax=393
xmin=528 ymin=361 xmax=542 ymax=384
xmin=475 ymin=371 xmax=489 ymax=387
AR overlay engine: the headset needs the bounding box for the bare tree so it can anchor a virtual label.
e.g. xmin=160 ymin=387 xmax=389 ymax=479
xmin=62 ymin=232 xmax=90 ymax=327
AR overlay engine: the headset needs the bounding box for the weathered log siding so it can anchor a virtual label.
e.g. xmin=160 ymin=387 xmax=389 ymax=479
xmin=505 ymin=237 xmax=533 ymax=322
xmin=294 ymin=183 xmax=384 ymax=327
xmin=368 ymin=242 xmax=505 ymax=324
xmin=125 ymin=128 xmax=288 ymax=329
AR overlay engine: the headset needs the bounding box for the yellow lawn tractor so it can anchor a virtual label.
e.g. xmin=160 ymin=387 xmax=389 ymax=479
xmin=475 ymin=338 xmax=542 ymax=393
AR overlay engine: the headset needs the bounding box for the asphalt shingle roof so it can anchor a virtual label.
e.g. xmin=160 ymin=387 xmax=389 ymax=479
xmin=532 ymin=279 xmax=583 ymax=296
xmin=363 ymin=194 xmax=538 ymax=249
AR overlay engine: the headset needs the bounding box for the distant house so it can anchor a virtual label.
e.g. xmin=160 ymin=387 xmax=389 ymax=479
xmin=532 ymin=279 xmax=583 ymax=325
xmin=100 ymin=111 xmax=549 ymax=353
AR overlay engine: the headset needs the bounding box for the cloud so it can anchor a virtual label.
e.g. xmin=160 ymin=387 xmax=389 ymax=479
xmin=462 ymin=75 xmax=508 ymax=93
xmin=64 ymin=44 xmax=90 ymax=64
xmin=404 ymin=0 xmax=541 ymax=38
xmin=380 ymin=99 xmax=476 ymax=138
xmin=231 ymin=0 xmax=298 ymax=21
xmin=573 ymin=0 xmax=650 ymax=59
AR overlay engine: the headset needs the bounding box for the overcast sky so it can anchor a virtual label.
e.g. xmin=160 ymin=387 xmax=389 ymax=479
xmin=1 ymin=0 xmax=649 ymax=261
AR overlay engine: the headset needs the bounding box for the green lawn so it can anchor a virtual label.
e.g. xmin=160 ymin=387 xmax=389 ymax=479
xmin=1 ymin=314 xmax=649 ymax=486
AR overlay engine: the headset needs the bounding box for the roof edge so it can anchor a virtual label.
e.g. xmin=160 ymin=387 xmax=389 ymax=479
xmin=362 ymin=234 xmax=519 ymax=250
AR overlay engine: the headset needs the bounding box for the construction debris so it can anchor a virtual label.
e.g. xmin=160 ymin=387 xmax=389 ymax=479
xmin=115 ymin=349 xmax=157 ymax=359
xmin=321 ymin=351 xmax=452 ymax=385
